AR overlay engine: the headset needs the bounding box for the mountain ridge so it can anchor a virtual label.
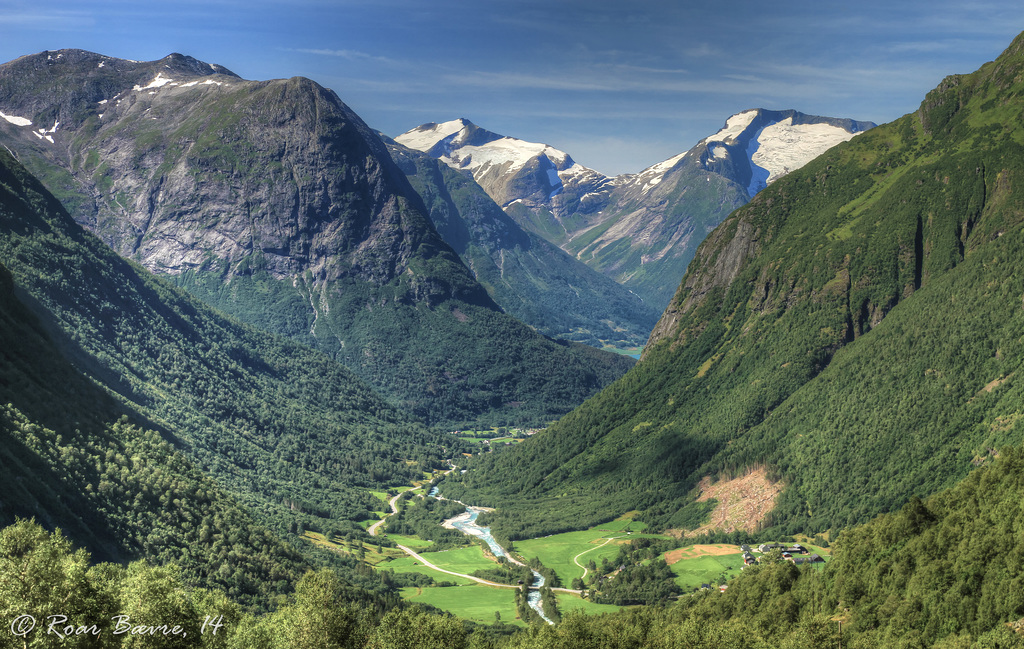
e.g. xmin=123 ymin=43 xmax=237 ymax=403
xmin=397 ymin=110 xmax=874 ymax=309
xmin=0 ymin=49 xmax=633 ymax=426
xmin=384 ymin=135 xmax=659 ymax=348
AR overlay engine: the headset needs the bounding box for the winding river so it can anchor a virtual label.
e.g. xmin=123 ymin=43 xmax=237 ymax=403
xmin=433 ymin=489 xmax=553 ymax=625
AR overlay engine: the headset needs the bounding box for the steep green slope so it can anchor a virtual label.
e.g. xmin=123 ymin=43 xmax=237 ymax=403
xmin=0 ymin=245 xmax=307 ymax=608
xmin=386 ymin=139 xmax=658 ymax=349
xmin=0 ymin=143 xmax=459 ymax=581
xmin=445 ymin=32 xmax=1024 ymax=540
xmin=0 ymin=50 xmax=633 ymax=427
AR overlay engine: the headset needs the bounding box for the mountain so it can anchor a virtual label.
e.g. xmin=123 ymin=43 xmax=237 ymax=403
xmin=394 ymin=118 xmax=616 ymax=249
xmin=397 ymin=111 xmax=874 ymax=310
xmin=0 ymin=49 xmax=633 ymax=427
xmin=384 ymin=137 xmax=659 ymax=349
xmin=442 ymin=32 xmax=1024 ymax=542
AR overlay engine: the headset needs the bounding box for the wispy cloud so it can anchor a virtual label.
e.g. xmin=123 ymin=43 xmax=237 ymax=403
xmin=288 ymin=48 xmax=399 ymax=65
xmin=0 ymin=10 xmax=93 ymax=29
xmin=682 ymin=43 xmax=720 ymax=58
xmin=440 ymin=70 xmax=619 ymax=92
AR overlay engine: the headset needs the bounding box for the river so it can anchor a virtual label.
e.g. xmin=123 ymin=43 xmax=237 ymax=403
xmin=432 ymin=488 xmax=553 ymax=625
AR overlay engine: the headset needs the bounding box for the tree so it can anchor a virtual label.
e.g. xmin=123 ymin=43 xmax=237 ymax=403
xmin=366 ymin=608 xmax=466 ymax=649
xmin=0 ymin=519 xmax=110 ymax=648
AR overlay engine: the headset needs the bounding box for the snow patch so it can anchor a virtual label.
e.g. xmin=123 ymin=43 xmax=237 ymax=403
xmin=134 ymin=73 xmax=174 ymax=92
xmin=395 ymin=119 xmax=469 ymax=152
xmin=30 ymin=120 xmax=59 ymax=143
xmin=712 ymin=145 xmax=729 ymax=159
xmin=446 ymin=137 xmax=568 ymax=176
xmin=0 ymin=111 xmax=32 ymax=127
xmin=398 ymin=120 xmax=581 ymax=182
xmin=634 ymin=151 xmax=686 ymax=193
xmin=641 ymin=151 xmax=686 ymax=178
xmin=557 ymin=163 xmax=592 ymax=180
xmin=747 ymin=118 xmax=858 ymax=192
xmin=709 ymin=109 xmax=758 ymax=143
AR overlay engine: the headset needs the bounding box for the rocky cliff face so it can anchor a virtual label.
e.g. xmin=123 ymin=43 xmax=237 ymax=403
xmin=0 ymin=50 xmax=633 ymax=425
xmin=1 ymin=52 xmax=465 ymax=291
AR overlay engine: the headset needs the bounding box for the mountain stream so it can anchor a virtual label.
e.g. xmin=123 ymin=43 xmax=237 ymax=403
xmin=431 ymin=487 xmax=553 ymax=625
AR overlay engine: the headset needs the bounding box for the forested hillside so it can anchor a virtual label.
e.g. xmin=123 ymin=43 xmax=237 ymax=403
xmin=0 ymin=216 xmax=308 ymax=607
xmin=445 ymin=31 xmax=1024 ymax=541
xmin=0 ymin=143 xmax=461 ymax=599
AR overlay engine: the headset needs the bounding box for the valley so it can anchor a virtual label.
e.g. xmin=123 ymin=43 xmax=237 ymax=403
xmin=332 ymin=472 xmax=831 ymax=628
xmin=3 ymin=23 xmax=1024 ymax=649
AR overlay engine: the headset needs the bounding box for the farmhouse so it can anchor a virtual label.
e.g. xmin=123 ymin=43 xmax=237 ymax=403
xmin=758 ymin=542 xmax=807 ymax=554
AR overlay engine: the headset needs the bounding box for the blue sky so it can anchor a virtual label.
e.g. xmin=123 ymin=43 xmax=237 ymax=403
xmin=2 ymin=1 xmax=1024 ymax=175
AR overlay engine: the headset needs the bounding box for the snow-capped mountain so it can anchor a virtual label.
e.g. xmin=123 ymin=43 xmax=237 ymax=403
xmin=396 ymin=118 xmax=609 ymax=203
xmin=398 ymin=110 xmax=873 ymax=310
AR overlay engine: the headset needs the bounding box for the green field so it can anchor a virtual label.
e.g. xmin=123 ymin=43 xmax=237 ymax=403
xmin=666 ymin=544 xmax=831 ymax=591
xmin=514 ymin=516 xmax=664 ymax=585
xmin=400 ymin=585 xmax=524 ymax=626
xmin=379 ymin=554 xmax=476 ymax=584
xmin=382 ymin=533 xmax=435 ymax=549
xmin=667 ymin=552 xmax=747 ymax=591
xmin=421 ymin=545 xmax=500 ymax=574
xmin=554 ymin=593 xmax=624 ymax=616
xmin=382 ymin=544 xmax=499 ymax=580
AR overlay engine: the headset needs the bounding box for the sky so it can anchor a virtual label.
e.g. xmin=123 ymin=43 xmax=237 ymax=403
xmin=2 ymin=1 xmax=1024 ymax=176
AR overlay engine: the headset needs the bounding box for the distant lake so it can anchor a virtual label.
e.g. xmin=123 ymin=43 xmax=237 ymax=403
xmin=603 ymin=345 xmax=643 ymax=360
